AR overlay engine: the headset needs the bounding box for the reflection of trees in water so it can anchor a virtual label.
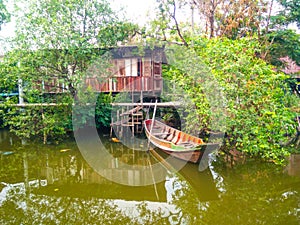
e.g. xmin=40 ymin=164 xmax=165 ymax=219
xmin=0 ymin=187 xmax=172 ymax=225
xmin=4 ymin=130 xmax=300 ymax=224
xmin=157 ymin=160 xmax=300 ymax=224
xmin=173 ymin=160 xmax=300 ymax=225
xmin=0 ymin=188 xmax=131 ymax=224
xmin=0 ymin=146 xmax=208 ymax=224
xmin=3 ymin=152 xmax=300 ymax=225
xmin=166 ymin=175 xmax=207 ymax=224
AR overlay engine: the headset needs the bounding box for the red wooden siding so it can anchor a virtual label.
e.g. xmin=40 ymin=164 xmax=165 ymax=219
xmin=85 ymin=76 xmax=162 ymax=93
xmin=40 ymin=47 xmax=164 ymax=94
xmin=85 ymin=57 xmax=162 ymax=93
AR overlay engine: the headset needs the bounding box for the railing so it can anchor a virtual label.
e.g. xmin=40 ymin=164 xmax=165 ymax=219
xmin=39 ymin=76 xmax=163 ymax=93
xmin=86 ymin=76 xmax=162 ymax=93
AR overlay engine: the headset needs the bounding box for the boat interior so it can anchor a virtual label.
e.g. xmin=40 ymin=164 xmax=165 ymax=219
xmin=146 ymin=120 xmax=204 ymax=148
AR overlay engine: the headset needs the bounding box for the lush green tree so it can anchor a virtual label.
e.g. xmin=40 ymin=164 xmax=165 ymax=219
xmin=150 ymin=0 xmax=190 ymax=46
xmin=163 ymin=37 xmax=299 ymax=163
xmin=0 ymin=0 xmax=137 ymax=141
xmin=0 ymin=0 xmax=10 ymax=30
xmin=263 ymin=29 xmax=300 ymax=66
xmin=263 ymin=0 xmax=300 ymax=66
xmin=148 ymin=0 xmax=300 ymax=162
xmin=275 ymin=0 xmax=300 ymax=28
xmin=12 ymin=0 xmax=137 ymax=99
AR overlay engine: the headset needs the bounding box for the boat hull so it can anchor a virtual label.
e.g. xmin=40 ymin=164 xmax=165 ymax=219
xmin=161 ymin=149 xmax=202 ymax=163
xmin=144 ymin=119 xmax=207 ymax=163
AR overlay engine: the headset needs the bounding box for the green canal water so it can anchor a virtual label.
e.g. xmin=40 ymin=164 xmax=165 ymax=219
xmin=0 ymin=129 xmax=300 ymax=224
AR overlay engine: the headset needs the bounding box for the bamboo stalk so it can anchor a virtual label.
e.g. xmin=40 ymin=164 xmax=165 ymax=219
xmin=147 ymin=99 xmax=158 ymax=151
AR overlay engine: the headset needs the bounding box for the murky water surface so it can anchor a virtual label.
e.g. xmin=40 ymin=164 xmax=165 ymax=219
xmin=0 ymin=129 xmax=300 ymax=224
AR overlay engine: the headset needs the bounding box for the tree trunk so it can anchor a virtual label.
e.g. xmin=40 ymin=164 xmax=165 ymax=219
xmin=209 ymin=13 xmax=215 ymax=38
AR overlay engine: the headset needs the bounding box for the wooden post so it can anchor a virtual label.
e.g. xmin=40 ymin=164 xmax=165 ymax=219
xmin=23 ymin=152 xmax=29 ymax=195
xmin=117 ymin=109 xmax=120 ymax=134
xmin=147 ymin=156 xmax=159 ymax=201
xmin=42 ymin=110 xmax=47 ymax=144
xmin=110 ymin=117 xmax=113 ymax=138
xmin=147 ymin=99 xmax=158 ymax=151
xmin=141 ymin=77 xmax=144 ymax=106
xmin=120 ymin=108 xmax=124 ymax=138
xmin=132 ymin=116 xmax=134 ymax=137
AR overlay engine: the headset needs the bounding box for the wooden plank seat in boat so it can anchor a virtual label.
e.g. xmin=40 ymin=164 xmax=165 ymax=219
xmin=151 ymin=127 xmax=162 ymax=133
xmin=152 ymin=125 xmax=161 ymax=129
xmin=166 ymin=130 xmax=176 ymax=142
xmin=176 ymin=141 xmax=197 ymax=148
xmin=152 ymin=132 xmax=170 ymax=139
xmin=170 ymin=130 xmax=181 ymax=144
xmin=152 ymin=132 xmax=170 ymax=135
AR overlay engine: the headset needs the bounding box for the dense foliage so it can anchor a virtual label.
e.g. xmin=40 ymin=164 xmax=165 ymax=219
xmin=265 ymin=29 xmax=300 ymax=66
xmin=0 ymin=0 xmax=136 ymax=142
xmin=275 ymin=0 xmax=300 ymax=28
xmin=163 ymin=37 xmax=299 ymax=163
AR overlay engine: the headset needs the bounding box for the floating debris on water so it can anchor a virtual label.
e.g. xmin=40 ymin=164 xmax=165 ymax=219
xmin=60 ymin=149 xmax=71 ymax=153
xmin=111 ymin=137 xmax=120 ymax=143
xmin=1 ymin=151 xmax=14 ymax=156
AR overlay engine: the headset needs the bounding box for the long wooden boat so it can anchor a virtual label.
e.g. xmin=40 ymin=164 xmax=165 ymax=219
xmin=144 ymin=119 xmax=219 ymax=163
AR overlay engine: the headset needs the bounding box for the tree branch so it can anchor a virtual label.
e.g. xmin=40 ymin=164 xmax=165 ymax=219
xmin=169 ymin=0 xmax=188 ymax=47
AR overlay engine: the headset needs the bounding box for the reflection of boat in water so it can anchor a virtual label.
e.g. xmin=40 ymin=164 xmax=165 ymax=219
xmin=144 ymin=119 xmax=220 ymax=163
xmin=149 ymin=148 xmax=219 ymax=201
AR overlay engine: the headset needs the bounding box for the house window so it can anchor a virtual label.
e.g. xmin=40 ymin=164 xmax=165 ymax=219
xmin=137 ymin=58 xmax=142 ymax=76
xmin=143 ymin=58 xmax=152 ymax=77
xmin=125 ymin=59 xmax=131 ymax=76
xmin=117 ymin=59 xmax=125 ymax=76
xmin=124 ymin=58 xmax=138 ymax=76
xmin=131 ymin=58 xmax=137 ymax=76
xmin=114 ymin=57 xmax=153 ymax=77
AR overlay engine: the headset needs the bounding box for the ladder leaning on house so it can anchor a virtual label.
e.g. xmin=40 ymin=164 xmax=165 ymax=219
xmin=110 ymin=105 xmax=144 ymax=137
